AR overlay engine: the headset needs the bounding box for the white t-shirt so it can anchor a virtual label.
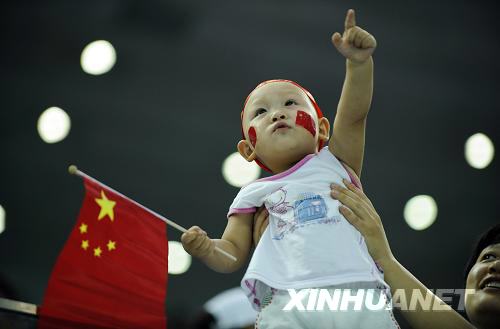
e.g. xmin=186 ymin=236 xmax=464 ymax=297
xmin=228 ymin=147 xmax=386 ymax=310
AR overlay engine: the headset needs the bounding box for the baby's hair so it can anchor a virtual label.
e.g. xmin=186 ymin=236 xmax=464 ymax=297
xmin=463 ymin=223 xmax=500 ymax=281
xmin=240 ymin=79 xmax=325 ymax=172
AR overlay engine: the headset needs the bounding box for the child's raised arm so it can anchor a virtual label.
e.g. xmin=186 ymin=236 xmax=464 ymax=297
xmin=181 ymin=213 xmax=254 ymax=273
xmin=329 ymin=9 xmax=376 ymax=177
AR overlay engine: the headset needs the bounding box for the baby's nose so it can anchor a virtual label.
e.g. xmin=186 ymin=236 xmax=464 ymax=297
xmin=272 ymin=112 xmax=287 ymax=122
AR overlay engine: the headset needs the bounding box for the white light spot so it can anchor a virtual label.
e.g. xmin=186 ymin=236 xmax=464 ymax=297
xmin=465 ymin=133 xmax=495 ymax=169
xmin=168 ymin=241 xmax=191 ymax=275
xmin=37 ymin=107 xmax=71 ymax=143
xmin=80 ymin=40 xmax=116 ymax=75
xmin=404 ymin=195 xmax=437 ymax=231
xmin=222 ymin=152 xmax=261 ymax=187
xmin=0 ymin=205 xmax=5 ymax=234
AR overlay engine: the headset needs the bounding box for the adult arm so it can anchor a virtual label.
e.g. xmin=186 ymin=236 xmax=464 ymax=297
xmin=332 ymin=180 xmax=475 ymax=329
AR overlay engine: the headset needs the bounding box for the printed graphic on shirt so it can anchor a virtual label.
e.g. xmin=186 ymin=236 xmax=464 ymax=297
xmin=294 ymin=192 xmax=327 ymax=223
xmin=267 ymin=189 xmax=340 ymax=240
xmin=267 ymin=188 xmax=294 ymax=215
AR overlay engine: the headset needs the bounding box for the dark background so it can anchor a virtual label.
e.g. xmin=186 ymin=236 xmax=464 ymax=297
xmin=1 ymin=0 xmax=499 ymax=327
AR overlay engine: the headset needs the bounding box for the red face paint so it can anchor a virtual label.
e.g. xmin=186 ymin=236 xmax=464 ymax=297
xmin=295 ymin=110 xmax=316 ymax=137
xmin=248 ymin=127 xmax=257 ymax=147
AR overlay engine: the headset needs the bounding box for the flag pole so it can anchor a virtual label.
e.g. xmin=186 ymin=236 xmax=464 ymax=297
xmin=68 ymin=165 xmax=237 ymax=262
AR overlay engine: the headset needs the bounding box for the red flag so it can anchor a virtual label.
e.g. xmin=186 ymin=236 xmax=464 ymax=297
xmin=38 ymin=176 xmax=168 ymax=329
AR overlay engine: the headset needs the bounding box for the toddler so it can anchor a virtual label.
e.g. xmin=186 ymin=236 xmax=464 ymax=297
xmin=182 ymin=9 xmax=399 ymax=329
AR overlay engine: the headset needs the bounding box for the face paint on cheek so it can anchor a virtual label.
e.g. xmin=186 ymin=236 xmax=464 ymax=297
xmin=248 ymin=127 xmax=257 ymax=147
xmin=295 ymin=110 xmax=316 ymax=137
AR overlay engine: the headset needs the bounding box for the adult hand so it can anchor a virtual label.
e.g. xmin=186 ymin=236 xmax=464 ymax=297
xmin=331 ymin=179 xmax=394 ymax=265
xmin=332 ymin=9 xmax=377 ymax=64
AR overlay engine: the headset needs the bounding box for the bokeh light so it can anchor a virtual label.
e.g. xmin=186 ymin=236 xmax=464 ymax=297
xmin=404 ymin=195 xmax=438 ymax=231
xmin=168 ymin=241 xmax=192 ymax=275
xmin=0 ymin=205 xmax=5 ymax=234
xmin=222 ymin=152 xmax=261 ymax=187
xmin=465 ymin=133 xmax=495 ymax=169
xmin=80 ymin=40 xmax=117 ymax=75
xmin=37 ymin=107 xmax=71 ymax=143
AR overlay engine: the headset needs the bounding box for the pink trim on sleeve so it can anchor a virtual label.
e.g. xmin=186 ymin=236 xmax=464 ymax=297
xmin=227 ymin=207 xmax=257 ymax=218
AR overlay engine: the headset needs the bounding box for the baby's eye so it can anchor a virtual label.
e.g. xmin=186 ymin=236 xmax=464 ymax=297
xmin=285 ymin=100 xmax=297 ymax=106
xmin=255 ymin=108 xmax=267 ymax=117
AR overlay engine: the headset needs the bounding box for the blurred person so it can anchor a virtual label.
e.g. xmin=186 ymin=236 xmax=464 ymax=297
xmin=189 ymin=287 xmax=257 ymax=329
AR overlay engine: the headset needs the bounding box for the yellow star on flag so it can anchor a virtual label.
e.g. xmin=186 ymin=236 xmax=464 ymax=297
xmin=79 ymin=223 xmax=88 ymax=234
xmin=95 ymin=190 xmax=116 ymax=221
xmin=93 ymin=247 xmax=102 ymax=257
xmin=107 ymin=240 xmax=116 ymax=251
xmin=81 ymin=240 xmax=89 ymax=250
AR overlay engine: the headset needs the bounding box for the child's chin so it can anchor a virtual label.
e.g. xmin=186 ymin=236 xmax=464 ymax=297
xmin=271 ymin=141 xmax=315 ymax=157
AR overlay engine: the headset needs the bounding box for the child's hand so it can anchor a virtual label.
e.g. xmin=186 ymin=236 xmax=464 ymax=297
xmin=181 ymin=226 xmax=215 ymax=259
xmin=332 ymin=9 xmax=377 ymax=64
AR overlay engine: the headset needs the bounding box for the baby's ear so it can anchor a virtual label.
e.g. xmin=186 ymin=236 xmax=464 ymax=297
xmin=318 ymin=117 xmax=330 ymax=142
xmin=237 ymin=140 xmax=257 ymax=162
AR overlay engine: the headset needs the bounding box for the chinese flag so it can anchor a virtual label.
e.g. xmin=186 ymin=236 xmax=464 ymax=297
xmin=38 ymin=176 xmax=168 ymax=329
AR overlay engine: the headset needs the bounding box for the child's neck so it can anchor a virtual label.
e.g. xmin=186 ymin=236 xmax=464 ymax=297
xmin=267 ymin=152 xmax=312 ymax=174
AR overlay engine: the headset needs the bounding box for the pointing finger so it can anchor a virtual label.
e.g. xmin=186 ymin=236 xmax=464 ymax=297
xmin=344 ymin=9 xmax=356 ymax=30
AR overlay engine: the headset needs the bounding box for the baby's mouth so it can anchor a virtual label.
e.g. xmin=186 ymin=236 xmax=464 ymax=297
xmin=272 ymin=122 xmax=291 ymax=133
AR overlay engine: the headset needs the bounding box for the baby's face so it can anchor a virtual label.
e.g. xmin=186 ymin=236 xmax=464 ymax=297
xmin=241 ymin=82 xmax=322 ymax=170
